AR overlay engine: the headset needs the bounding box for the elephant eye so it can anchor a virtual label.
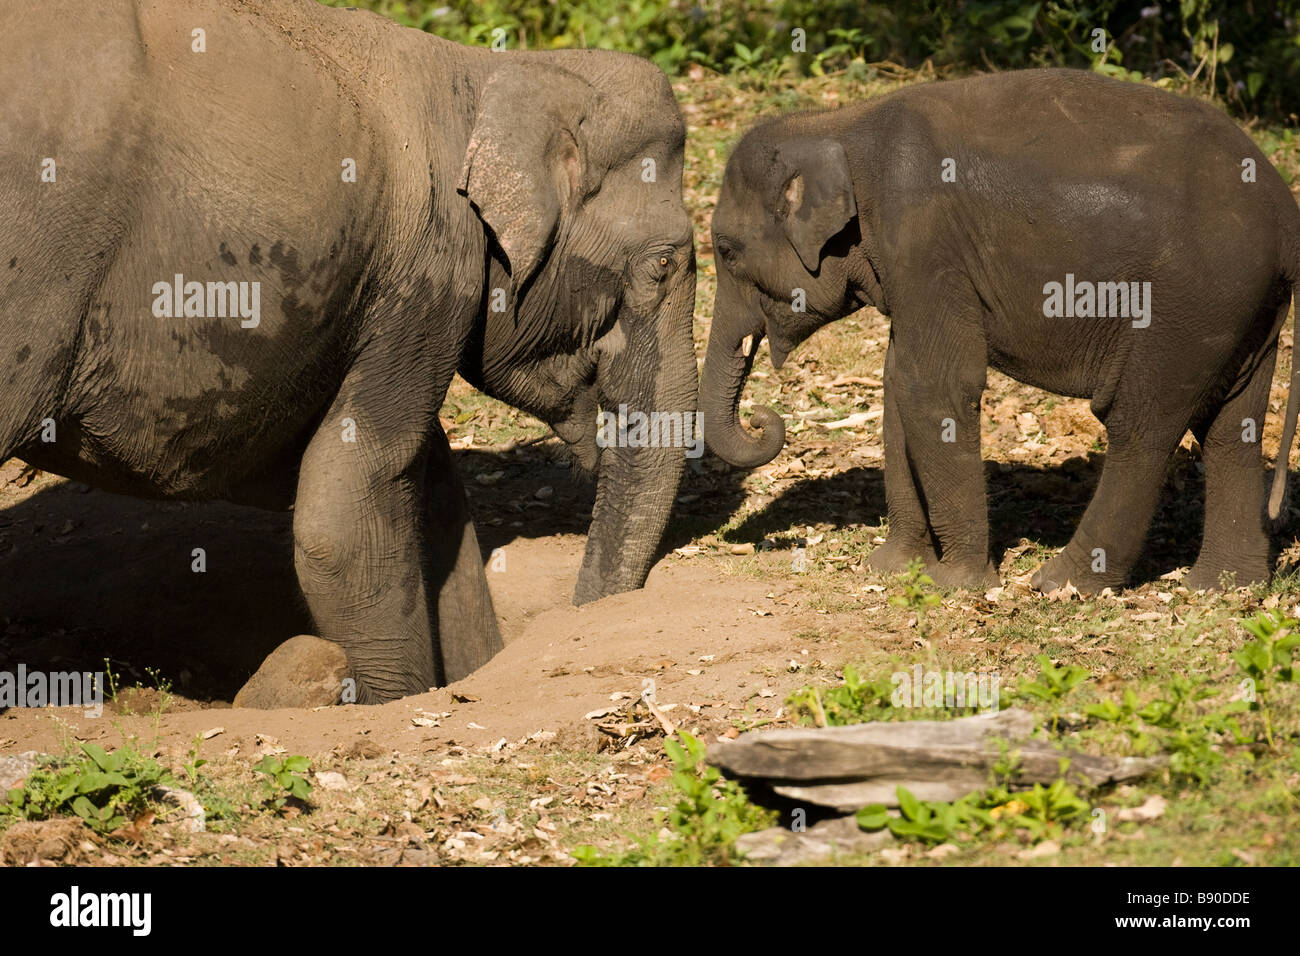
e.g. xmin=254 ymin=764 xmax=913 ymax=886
xmin=715 ymin=236 xmax=741 ymax=265
xmin=650 ymin=253 xmax=673 ymax=282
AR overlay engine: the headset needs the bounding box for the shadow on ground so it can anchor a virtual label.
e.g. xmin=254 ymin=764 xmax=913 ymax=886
xmin=0 ymin=443 xmax=1291 ymax=702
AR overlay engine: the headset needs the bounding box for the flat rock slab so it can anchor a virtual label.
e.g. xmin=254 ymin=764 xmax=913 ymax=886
xmin=710 ymin=709 xmax=1165 ymax=812
xmin=737 ymin=815 xmax=895 ymax=866
xmin=233 ymin=635 xmax=351 ymax=710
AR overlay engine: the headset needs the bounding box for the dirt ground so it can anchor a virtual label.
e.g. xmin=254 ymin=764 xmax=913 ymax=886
xmin=0 ymin=464 xmax=816 ymax=756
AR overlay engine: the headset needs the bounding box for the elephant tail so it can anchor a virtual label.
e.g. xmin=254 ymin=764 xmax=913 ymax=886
xmin=1267 ymin=278 xmax=1300 ymax=525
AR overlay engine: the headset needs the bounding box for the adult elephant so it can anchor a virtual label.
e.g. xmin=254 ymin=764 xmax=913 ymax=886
xmin=699 ymin=69 xmax=1300 ymax=594
xmin=0 ymin=0 xmax=697 ymax=702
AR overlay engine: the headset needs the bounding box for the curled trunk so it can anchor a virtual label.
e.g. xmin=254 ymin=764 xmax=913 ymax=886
xmin=699 ymin=279 xmax=785 ymax=468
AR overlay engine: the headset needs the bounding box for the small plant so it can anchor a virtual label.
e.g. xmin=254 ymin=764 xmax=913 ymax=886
xmin=1018 ymin=654 xmax=1089 ymax=703
xmin=786 ymin=664 xmax=893 ymax=727
xmin=0 ymin=743 xmax=171 ymax=834
xmin=857 ymin=767 xmax=1091 ymax=847
xmin=573 ymin=731 xmax=774 ymax=866
xmin=1236 ymin=611 xmax=1300 ymax=750
xmin=98 ymin=658 xmax=175 ymax=717
xmin=182 ymin=733 xmax=207 ymax=785
xmin=1012 ymin=774 xmax=1091 ymax=834
xmin=1017 ymin=654 xmax=1089 ymax=732
xmin=856 ymin=786 xmax=994 ymax=844
xmin=253 ymin=755 xmax=313 ymax=812
xmin=1085 ymin=674 xmax=1249 ymax=786
xmin=102 ymin=657 xmax=121 ymax=704
xmin=890 ymin=559 xmax=942 ymax=642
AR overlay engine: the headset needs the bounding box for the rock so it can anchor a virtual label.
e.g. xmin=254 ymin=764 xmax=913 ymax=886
xmin=0 ymin=751 xmax=42 ymax=792
xmin=772 ymin=779 xmax=982 ymax=811
xmin=336 ymin=737 xmax=385 ymax=760
xmin=709 ymin=709 xmax=1166 ymax=812
xmin=153 ymin=786 xmax=205 ymax=832
xmin=1019 ymin=839 xmax=1061 ymax=860
xmin=314 ymin=770 xmax=351 ymax=791
xmin=879 ymin=846 xmax=910 ymax=865
xmin=926 ymin=842 xmax=961 ymax=860
xmin=399 ymin=847 xmax=441 ymax=866
xmin=736 ymin=815 xmax=894 ymax=866
xmin=1116 ymin=794 xmax=1167 ymax=822
xmin=233 ymin=635 xmax=351 ymax=709
xmin=1 ymin=818 xmax=97 ymax=865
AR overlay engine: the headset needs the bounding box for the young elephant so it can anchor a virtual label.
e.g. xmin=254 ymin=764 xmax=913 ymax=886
xmin=700 ymin=69 xmax=1300 ymax=593
xmin=0 ymin=0 xmax=697 ymax=701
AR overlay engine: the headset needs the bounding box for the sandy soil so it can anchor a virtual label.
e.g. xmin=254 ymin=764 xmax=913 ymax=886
xmin=0 ymin=454 xmax=831 ymax=758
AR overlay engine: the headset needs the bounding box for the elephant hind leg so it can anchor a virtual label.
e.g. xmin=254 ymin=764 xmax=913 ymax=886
xmin=425 ymin=421 xmax=504 ymax=683
xmin=1032 ymin=391 xmax=1190 ymax=594
xmin=1185 ymin=338 xmax=1281 ymax=590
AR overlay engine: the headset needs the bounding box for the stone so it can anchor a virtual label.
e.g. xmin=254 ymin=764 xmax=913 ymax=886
xmin=0 ymin=751 xmax=42 ymax=792
xmin=736 ymin=814 xmax=894 ymax=866
xmin=710 ymin=709 xmax=1166 ymax=811
xmin=153 ymin=785 xmax=205 ymax=832
xmin=233 ymin=635 xmax=351 ymax=709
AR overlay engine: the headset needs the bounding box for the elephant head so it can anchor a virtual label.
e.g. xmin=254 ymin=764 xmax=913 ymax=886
xmin=457 ymin=52 xmax=697 ymax=605
xmin=700 ymin=127 xmax=868 ymax=467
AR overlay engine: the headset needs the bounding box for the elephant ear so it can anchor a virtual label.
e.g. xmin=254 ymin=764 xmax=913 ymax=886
xmin=458 ymin=64 xmax=595 ymax=291
xmin=774 ymin=139 xmax=857 ymax=272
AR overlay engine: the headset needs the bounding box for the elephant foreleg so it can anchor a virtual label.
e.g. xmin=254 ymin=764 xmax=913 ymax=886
xmin=292 ymin=403 xmax=438 ymax=704
xmin=889 ymin=293 xmax=998 ymax=589
xmin=867 ymin=338 xmax=939 ymax=574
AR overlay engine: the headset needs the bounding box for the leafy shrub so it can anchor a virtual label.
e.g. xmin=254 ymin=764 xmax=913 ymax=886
xmin=325 ymin=0 xmax=1300 ymax=120
xmin=0 ymin=743 xmax=171 ymax=834
xmin=253 ymin=755 xmax=314 ymax=811
xmin=573 ymin=731 xmax=774 ymax=865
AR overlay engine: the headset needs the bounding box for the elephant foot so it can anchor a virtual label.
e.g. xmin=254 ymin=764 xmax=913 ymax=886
xmin=866 ymin=535 xmax=938 ymax=574
xmin=1184 ymin=558 xmax=1270 ymax=592
xmin=1031 ymin=552 xmax=1125 ymax=595
xmin=927 ymin=558 xmax=1000 ymax=590
xmin=233 ymin=635 xmax=352 ymax=709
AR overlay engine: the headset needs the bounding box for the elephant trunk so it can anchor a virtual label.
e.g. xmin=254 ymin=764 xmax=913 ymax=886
xmin=573 ymin=284 xmax=698 ymax=605
xmin=699 ymin=279 xmax=785 ymax=468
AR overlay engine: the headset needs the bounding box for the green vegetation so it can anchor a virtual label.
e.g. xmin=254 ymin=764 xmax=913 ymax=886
xmin=889 ymin=559 xmax=943 ymax=643
xmin=253 ymin=755 xmax=314 ymax=812
xmin=856 ymin=772 xmax=1090 ymax=846
xmin=0 ymin=743 xmax=172 ymax=834
xmin=787 ymin=663 xmax=896 ymax=726
xmin=328 ymin=0 xmax=1300 ymax=121
xmin=1017 ymin=654 xmax=1090 ymax=732
xmin=572 ymin=731 xmax=774 ymax=865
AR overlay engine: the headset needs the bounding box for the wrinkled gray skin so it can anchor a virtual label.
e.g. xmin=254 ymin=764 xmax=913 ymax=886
xmin=0 ymin=0 xmax=696 ymax=701
xmin=701 ymin=69 xmax=1300 ymax=594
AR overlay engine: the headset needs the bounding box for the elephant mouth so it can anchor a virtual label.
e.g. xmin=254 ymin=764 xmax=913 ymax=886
xmin=767 ymin=335 xmax=790 ymax=369
xmin=551 ymin=385 xmax=600 ymax=478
